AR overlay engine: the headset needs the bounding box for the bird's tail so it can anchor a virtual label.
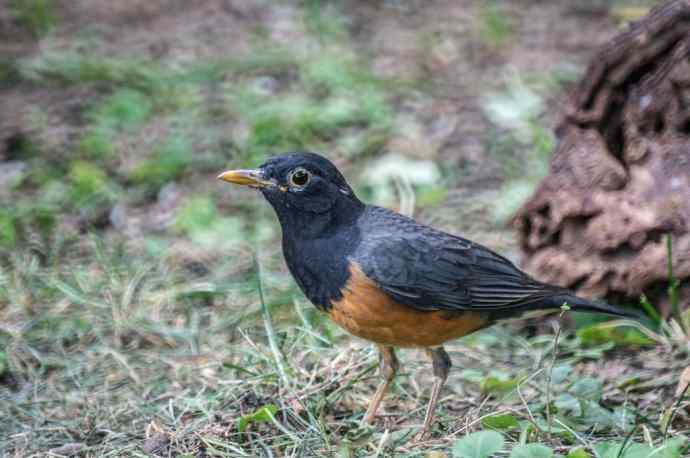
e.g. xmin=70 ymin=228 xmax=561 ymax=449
xmin=547 ymin=293 xmax=639 ymax=319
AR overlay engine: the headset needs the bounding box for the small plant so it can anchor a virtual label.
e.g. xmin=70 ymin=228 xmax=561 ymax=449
xmin=237 ymin=404 xmax=279 ymax=433
xmin=79 ymin=127 xmax=116 ymax=159
xmin=627 ymin=233 xmax=690 ymax=344
xmin=478 ymin=2 xmax=513 ymax=50
xmin=88 ymin=89 xmax=152 ymax=132
xmin=453 ymin=430 xmax=504 ymax=458
xmin=130 ymin=135 xmax=192 ymax=191
xmin=79 ymin=89 xmax=153 ymax=159
xmin=68 ymin=160 xmax=118 ymax=211
xmin=0 ymin=209 xmax=18 ymax=249
xmin=11 ymin=0 xmax=57 ymax=38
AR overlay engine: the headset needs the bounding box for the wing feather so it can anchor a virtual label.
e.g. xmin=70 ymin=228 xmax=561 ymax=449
xmin=355 ymin=206 xmax=563 ymax=313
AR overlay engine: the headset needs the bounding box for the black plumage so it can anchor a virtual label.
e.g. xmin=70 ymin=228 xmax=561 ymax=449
xmin=352 ymin=205 xmax=629 ymax=319
xmin=231 ymin=152 xmax=631 ymax=320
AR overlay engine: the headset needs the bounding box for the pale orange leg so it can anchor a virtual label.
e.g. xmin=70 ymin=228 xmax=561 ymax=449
xmin=417 ymin=346 xmax=452 ymax=440
xmin=362 ymin=345 xmax=398 ymax=425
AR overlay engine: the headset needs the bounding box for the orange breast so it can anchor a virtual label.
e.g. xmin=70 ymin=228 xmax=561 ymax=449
xmin=329 ymin=263 xmax=489 ymax=348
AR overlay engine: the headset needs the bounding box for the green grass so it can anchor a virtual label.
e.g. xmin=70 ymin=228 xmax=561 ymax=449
xmin=10 ymin=0 xmax=57 ymax=38
xmin=0 ymin=210 xmax=18 ymax=249
xmin=1 ymin=239 xmax=687 ymax=456
xmin=17 ymin=14 xmax=394 ymax=196
xmin=19 ymin=50 xmax=173 ymax=95
xmin=130 ymin=135 xmax=193 ymax=190
xmin=81 ymin=89 xmax=153 ymax=158
xmin=478 ymin=2 xmax=514 ymax=50
xmin=68 ymin=161 xmax=118 ymax=208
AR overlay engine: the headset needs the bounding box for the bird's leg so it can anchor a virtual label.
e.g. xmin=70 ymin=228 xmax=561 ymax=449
xmin=362 ymin=345 xmax=398 ymax=425
xmin=419 ymin=346 xmax=452 ymax=439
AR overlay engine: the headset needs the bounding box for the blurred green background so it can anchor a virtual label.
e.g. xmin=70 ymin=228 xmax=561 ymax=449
xmin=2 ymin=1 xmax=677 ymax=457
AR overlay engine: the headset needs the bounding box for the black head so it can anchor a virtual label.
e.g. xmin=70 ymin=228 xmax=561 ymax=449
xmin=218 ymin=152 xmax=364 ymax=237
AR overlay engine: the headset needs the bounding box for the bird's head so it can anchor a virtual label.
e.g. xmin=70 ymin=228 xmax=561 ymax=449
xmin=218 ymin=152 xmax=363 ymax=235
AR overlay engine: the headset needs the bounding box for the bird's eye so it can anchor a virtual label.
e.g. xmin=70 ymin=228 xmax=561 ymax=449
xmin=289 ymin=168 xmax=311 ymax=187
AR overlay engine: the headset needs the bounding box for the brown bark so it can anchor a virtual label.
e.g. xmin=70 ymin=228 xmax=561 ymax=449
xmin=515 ymin=0 xmax=690 ymax=315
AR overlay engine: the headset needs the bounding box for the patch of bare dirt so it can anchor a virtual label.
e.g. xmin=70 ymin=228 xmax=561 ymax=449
xmin=1 ymin=0 xmax=626 ymax=250
xmin=343 ymin=0 xmax=619 ymax=185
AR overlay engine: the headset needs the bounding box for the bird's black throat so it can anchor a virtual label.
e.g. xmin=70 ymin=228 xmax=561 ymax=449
xmin=269 ymin=190 xmax=365 ymax=311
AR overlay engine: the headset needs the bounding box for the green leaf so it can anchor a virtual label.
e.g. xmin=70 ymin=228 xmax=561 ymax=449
xmin=554 ymin=393 xmax=581 ymax=416
xmin=237 ymin=404 xmax=278 ymax=433
xmin=459 ymin=369 xmax=486 ymax=384
xmin=569 ymin=378 xmax=602 ymax=401
xmin=551 ymin=364 xmax=573 ymax=385
xmin=611 ymin=407 xmax=636 ymax=432
xmin=453 ymin=430 xmax=504 ymax=458
xmin=531 ymin=418 xmax=574 ymax=441
xmin=510 ymin=444 xmax=553 ymax=458
xmin=653 ymin=437 xmax=686 ymax=458
xmin=578 ymin=400 xmax=616 ymax=431
xmin=566 ymin=448 xmax=591 ymax=458
xmin=594 ymin=442 xmax=624 ymax=458
xmin=481 ymin=375 xmax=521 ymax=394
xmin=593 ymin=440 xmax=685 ymax=458
xmin=482 ymin=414 xmax=520 ymax=430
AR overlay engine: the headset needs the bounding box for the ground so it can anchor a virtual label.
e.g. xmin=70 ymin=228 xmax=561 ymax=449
xmin=0 ymin=1 xmax=687 ymax=457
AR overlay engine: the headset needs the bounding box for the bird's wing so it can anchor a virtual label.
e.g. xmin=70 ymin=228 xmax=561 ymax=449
xmin=355 ymin=208 xmax=561 ymax=313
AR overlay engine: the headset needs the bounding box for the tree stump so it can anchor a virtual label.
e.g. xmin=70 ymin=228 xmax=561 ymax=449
xmin=515 ymin=0 xmax=690 ymax=316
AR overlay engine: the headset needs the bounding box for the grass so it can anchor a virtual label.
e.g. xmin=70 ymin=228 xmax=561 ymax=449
xmin=13 ymin=3 xmax=394 ymax=204
xmin=477 ymin=2 xmax=514 ymax=50
xmin=10 ymin=0 xmax=57 ymax=38
xmin=1 ymin=237 xmax=687 ymax=456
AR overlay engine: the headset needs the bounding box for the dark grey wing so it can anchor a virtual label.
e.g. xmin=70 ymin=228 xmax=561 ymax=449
xmin=354 ymin=207 xmax=562 ymax=313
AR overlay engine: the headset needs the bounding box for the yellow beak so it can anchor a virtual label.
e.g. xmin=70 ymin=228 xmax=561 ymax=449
xmin=217 ymin=169 xmax=274 ymax=188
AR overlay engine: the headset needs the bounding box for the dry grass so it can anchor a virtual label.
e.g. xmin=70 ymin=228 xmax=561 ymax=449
xmin=1 ymin=236 xmax=688 ymax=457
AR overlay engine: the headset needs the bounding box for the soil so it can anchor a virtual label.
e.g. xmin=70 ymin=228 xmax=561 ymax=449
xmin=0 ymin=1 xmax=647 ymax=310
xmin=1 ymin=0 xmax=619 ymax=208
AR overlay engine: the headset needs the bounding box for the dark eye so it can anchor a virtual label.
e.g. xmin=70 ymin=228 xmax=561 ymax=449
xmin=289 ymin=168 xmax=311 ymax=187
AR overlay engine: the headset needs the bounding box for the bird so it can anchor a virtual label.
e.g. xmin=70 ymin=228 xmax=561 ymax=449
xmin=218 ymin=152 xmax=634 ymax=438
